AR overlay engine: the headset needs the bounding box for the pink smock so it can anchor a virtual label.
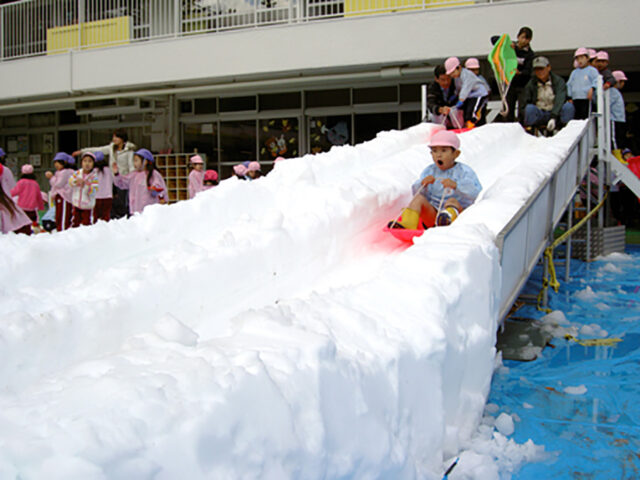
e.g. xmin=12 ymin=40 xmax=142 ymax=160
xmin=113 ymin=169 xmax=167 ymax=214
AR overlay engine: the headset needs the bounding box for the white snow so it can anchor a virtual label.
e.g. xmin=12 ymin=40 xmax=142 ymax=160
xmin=563 ymin=385 xmax=588 ymax=395
xmin=494 ymin=413 xmax=515 ymax=436
xmin=0 ymin=121 xmax=587 ymax=479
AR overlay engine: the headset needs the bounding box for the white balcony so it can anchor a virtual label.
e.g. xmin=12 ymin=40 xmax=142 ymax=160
xmin=0 ymin=0 xmax=638 ymax=106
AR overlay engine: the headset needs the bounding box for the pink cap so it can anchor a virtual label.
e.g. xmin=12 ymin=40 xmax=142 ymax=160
xmin=612 ymin=70 xmax=627 ymax=82
xmin=81 ymin=152 xmax=96 ymax=162
xmin=429 ymin=130 xmax=460 ymax=150
xmin=574 ymin=47 xmax=589 ymax=58
xmin=464 ymin=57 xmax=480 ymax=69
xmin=587 ymin=48 xmax=597 ymax=59
xmin=233 ymin=164 xmax=248 ymax=176
xmin=21 ymin=164 xmax=34 ymax=174
xmin=444 ymin=57 xmax=460 ymax=75
xmin=595 ymin=50 xmax=609 ymax=61
xmin=274 ymin=156 xmax=285 ymax=162
xmin=247 ymin=161 xmax=261 ymax=172
xmin=204 ymin=169 xmax=218 ymax=181
xmin=190 ymin=155 xmax=204 ymax=164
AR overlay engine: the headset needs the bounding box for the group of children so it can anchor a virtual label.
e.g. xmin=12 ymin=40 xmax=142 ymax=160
xmin=0 ymin=140 xmax=276 ymax=234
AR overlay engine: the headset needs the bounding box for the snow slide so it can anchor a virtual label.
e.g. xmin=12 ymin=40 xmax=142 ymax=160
xmin=0 ymin=122 xmax=585 ymax=479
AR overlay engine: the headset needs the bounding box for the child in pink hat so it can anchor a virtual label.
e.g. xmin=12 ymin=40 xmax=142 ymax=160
xmin=246 ymin=161 xmax=263 ymax=180
xmin=444 ymin=57 xmax=490 ymax=128
xmin=233 ymin=164 xmax=248 ymax=180
xmin=203 ymin=170 xmax=218 ymax=189
xmin=567 ymin=48 xmax=599 ymax=120
xmin=45 ymin=152 xmax=75 ymax=231
xmin=593 ymin=51 xmax=616 ymax=90
xmin=388 ymin=130 xmax=482 ymax=229
xmin=188 ymin=154 xmax=205 ymax=199
xmin=69 ymin=152 xmax=99 ymax=227
xmin=0 ymin=164 xmax=32 ymax=235
xmin=10 ymin=164 xmax=44 ymax=224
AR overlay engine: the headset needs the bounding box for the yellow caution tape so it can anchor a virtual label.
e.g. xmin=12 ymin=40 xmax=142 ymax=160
xmin=564 ymin=334 xmax=622 ymax=347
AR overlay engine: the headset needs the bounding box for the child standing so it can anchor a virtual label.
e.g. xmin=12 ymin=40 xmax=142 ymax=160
xmin=445 ymin=57 xmax=490 ymax=128
xmin=10 ymin=164 xmax=44 ymax=225
xmin=0 ymin=147 xmax=17 ymax=193
xmin=45 ymin=152 xmax=75 ymax=231
xmin=388 ymin=130 xmax=482 ymax=229
xmin=112 ymin=148 xmax=167 ymax=215
xmin=246 ymin=161 xmax=263 ymax=180
xmin=464 ymin=58 xmax=492 ymax=96
xmin=610 ymin=70 xmax=627 ymax=150
xmin=69 ymin=152 xmax=99 ymax=227
xmin=233 ymin=164 xmax=248 ymax=180
xmin=188 ymin=155 xmax=205 ymax=199
xmin=0 ymin=164 xmax=32 ymax=235
xmin=593 ymin=51 xmax=617 ymax=90
xmin=93 ymin=151 xmax=114 ymax=222
xmin=567 ymin=48 xmax=599 ymax=120
xmin=203 ymin=170 xmax=219 ymax=189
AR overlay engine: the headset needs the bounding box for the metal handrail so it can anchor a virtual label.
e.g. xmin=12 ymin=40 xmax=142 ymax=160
xmin=0 ymin=0 xmax=508 ymax=62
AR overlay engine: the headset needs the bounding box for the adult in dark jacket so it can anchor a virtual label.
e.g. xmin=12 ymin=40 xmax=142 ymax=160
xmin=520 ymin=56 xmax=575 ymax=133
xmin=427 ymin=65 xmax=463 ymax=129
xmin=505 ymin=26 xmax=535 ymax=121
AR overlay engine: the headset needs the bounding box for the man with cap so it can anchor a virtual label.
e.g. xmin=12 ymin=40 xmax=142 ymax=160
xmin=610 ymin=70 xmax=628 ymax=149
xmin=520 ymin=56 xmax=575 ymax=134
xmin=426 ymin=64 xmax=463 ymax=129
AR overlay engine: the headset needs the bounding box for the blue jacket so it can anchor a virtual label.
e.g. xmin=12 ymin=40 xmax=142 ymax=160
xmin=411 ymin=162 xmax=482 ymax=210
xmin=609 ymin=87 xmax=625 ymax=122
xmin=567 ymin=66 xmax=599 ymax=100
xmin=455 ymin=68 xmax=490 ymax=101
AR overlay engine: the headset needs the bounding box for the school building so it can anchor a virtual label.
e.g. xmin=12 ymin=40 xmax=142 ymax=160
xmin=0 ymin=0 xmax=638 ymax=183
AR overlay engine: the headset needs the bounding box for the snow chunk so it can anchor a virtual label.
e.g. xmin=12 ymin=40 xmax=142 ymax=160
xmin=153 ymin=314 xmax=199 ymax=346
xmin=575 ymin=285 xmax=598 ymax=301
xmin=563 ymin=385 xmax=587 ymax=395
xmin=494 ymin=413 xmax=515 ymax=436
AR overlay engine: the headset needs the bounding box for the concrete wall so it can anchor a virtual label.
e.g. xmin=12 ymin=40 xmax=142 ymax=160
xmin=1 ymin=0 xmax=639 ymax=103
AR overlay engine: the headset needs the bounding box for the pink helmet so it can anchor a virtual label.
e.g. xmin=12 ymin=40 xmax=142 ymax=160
xmin=574 ymin=47 xmax=589 ymax=58
xmin=444 ymin=57 xmax=460 ymax=75
xmin=190 ymin=155 xmax=204 ymax=164
xmin=204 ymin=170 xmax=218 ymax=182
xmin=21 ymin=164 xmax=34 ymax=174
xmin=464 ymin=57 xmax=480 ymax=69
xmin=595 ymin=50 xmax=609 ymax=61
xmin=233 ymin=164 xmax=248 ymax=176
xmin=247 ymin=161 xmax=261 ymax=172
xmin=429 ymin=130 xmax=460 ymax=150
xmin=612 ymin=70 xmax=627 ymax=82
xmin=587 ymin=48 xmax=597 ymax=59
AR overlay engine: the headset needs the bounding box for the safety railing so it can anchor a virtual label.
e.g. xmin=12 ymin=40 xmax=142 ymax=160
xmin=496 ymin=117 xmax=597 ymax=324
xmin=0 ymin=0 xmax=504 ymax=61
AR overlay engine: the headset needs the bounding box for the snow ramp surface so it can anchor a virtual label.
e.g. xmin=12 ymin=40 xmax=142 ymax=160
xmin=0 ymin=122 xmax=584 ymax=479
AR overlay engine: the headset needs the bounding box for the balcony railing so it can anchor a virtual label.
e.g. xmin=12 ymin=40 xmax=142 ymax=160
xmin=0 ymin=0 xmax=499 ymax=61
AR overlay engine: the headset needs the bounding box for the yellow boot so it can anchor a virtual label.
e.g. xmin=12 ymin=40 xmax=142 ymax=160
xmin=388 ymin=208 xmax=420 ymax=229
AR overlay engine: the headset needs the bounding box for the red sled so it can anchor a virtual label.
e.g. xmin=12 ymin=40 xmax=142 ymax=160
xmin=383 ymin=226 xmax=426 ymax=242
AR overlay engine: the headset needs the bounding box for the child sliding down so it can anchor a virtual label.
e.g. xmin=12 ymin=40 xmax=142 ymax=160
xmin=388 ymin=130 xmax=482 ymax=229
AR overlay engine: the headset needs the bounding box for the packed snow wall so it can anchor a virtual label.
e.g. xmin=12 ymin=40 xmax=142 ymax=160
xmin=0 ymin=122 xmax=585 ymax=479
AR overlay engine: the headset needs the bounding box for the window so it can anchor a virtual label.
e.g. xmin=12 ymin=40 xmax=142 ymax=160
xmin=219 ymin=96 xmax=256 ymax=113
xmin=183 ymin=123 xmax=218 ymax=163
xmin=401 ymin=111 xmax=422 ymax=129
xmin=353 ymin=86 xmax=397 ymax=104
xmin=194 ymin=98 xmax=217 ymax=115
xmin=354 ymin=112 xmax=398 ymax=144
xmin=309 ymin=115 xmax=350 ymax=154
xmin=259 ymin=92 xmax=301 ymax=110
xmin=400 ymin=84 xmax=423 ymax=103
xmin=220 ymin=120 xmax=256 ymax=164
xmin=259 ymin=117 xmax=299 ymax=161
xmin=305 ymin=89 xmax=350 ymax=108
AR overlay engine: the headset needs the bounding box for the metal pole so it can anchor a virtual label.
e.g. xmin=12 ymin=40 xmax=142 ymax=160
xmin=1 ymin=6 xmax=4 ymax=61
xmin=586 ymin=164 xmax=591 ymax=262
xmin=565 ymin=196 xmax=573 ymax=282
xmin=596 ymin=76 xmax=605 ymax=229
xmin=421 ymin=84 xmax=427 ymax=122
xmin=78 ymin=0 xmax=85 ymax=50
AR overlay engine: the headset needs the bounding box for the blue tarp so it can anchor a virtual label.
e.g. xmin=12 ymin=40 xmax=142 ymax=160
xmin=489 ymin=246 xmax=640 ymax=479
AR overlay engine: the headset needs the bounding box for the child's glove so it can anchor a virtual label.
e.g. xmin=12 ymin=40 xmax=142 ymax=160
xmin=546 ymin=118 xmax=556 ymax=132
xmin=148 ymin=185 xmax=163 ymax=198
